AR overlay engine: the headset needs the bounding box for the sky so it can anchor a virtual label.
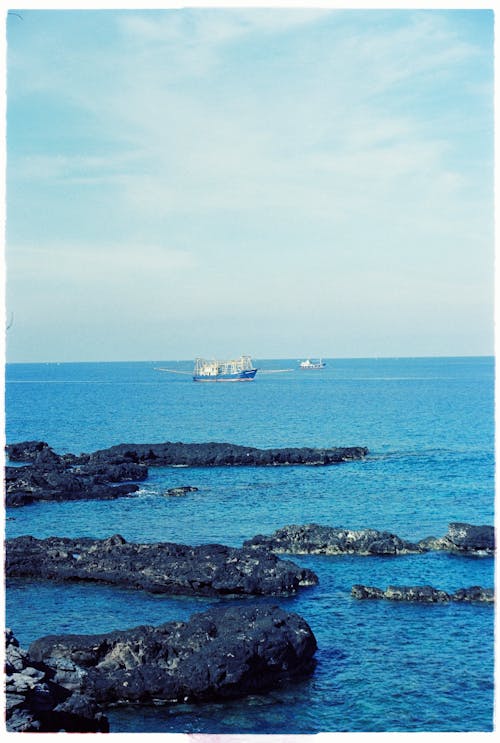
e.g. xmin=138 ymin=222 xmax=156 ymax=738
xmin=3 ymin=3 xmax=495 ymax=362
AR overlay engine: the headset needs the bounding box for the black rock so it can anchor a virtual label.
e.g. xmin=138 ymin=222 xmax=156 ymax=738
xmin=351 ymin=584 xmax=494 ymax=604
xmin=5 ymin=629 xmax=108 ymax=733
xmin=6 ymin=534 xmax=318 ymax=597
xmin=418 ymin=522 xmax=495 ymax=555
xmin=245 ymin=522 xmax=495 ymax=557
xmin=28 ymin=605 xmax=317 ymax=707
xmin=81 ymin=440 xmax=369 ymax=467
xmin=6 ymin=441 xmax=54 ymax=462
xmin=5 ymin=439 xmax=368 ymax=507
xmin=5 ymin=442 xmax=146 ymax=506
xmin=165 ymin=485 xmax=199 ymax=496
xmin=245 ymin=523 xmax=422 ymax=555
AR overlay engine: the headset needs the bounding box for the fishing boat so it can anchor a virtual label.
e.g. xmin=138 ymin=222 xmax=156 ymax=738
xmin=155 ymin=356 xmax=293 ymax=381
xmin=299 ymin=358 xmax=326 ymax=369
xmin=193 ymin=355 xmax=258 ymax=382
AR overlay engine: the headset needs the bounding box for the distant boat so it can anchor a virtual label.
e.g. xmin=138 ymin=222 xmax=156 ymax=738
xmin=299 ymin=358 xmax=326 ymax=369
xmin=155 ymin=355 xmax=258 ymax=382
xmin=193 ymin=355 xmax=258 ymax=382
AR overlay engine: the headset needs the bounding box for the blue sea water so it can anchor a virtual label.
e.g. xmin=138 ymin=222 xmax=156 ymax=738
xmin=4 ymin=356 xmax=495 ymax=732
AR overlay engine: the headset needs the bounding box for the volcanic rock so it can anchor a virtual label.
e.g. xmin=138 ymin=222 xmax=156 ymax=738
xmin=165 ymin=485 xmax=199 ymax=496
xmin=417 ymin=522 xmax=495 ymax=555
xmin=351 ymin=584 xmax=494 ymax=604
xmin=5 ymin=628 xmax=108 ymax=733
xmin=5 ymin=441 xmax=146 ymax=506
xmin=5 ymin=439 xmax=368 ymax=506
xmin=28 ymin=605 xmax=317 ymax=707
xmin=245 ymin=522 xmax=495 ymax=557
xmin=6 ymin=534 xmax=318 ymax=596
xmin=244 ymin=523 xmax=422 ymax=555
xmin=77 ymin=440 xmax=369 ymax=467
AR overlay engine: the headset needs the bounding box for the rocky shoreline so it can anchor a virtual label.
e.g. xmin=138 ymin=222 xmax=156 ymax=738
xmin=5 ymin=439 xmax=494 ymax=733
xmin=244 ymin=522 xmax=495 ymax=556
xmin=6 ymin=534 xmax=318 ymax=597
xmin=7 ymin=604 xmax=317 ymax=731
xmin=6 ymin=519 xmax=494 ymax=732
xmin=5 ymin=440 xmax=368 ymax=506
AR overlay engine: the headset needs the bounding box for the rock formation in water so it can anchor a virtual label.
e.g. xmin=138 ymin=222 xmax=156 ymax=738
xmin=5 ymin=441 xmax=146 ymax=506
xmin=6 ymin=534 xmax=318 ymax=597
xmin=82 ymin=440 xmax=369 ymax=467
xmin=27 ymin=605 xmax=317 ymax=708
xmin=417 ymin=522 xmax=494 ymax=556
xmin=5 ymin=439 xmax=368 ymax=506
xmin=351 ymin=584 xmax=494 ymax=604
xmin=165 ymin=485 xmax=199 ymax=496
xmin=244 ymin=522 xmax=495 ymax=557
xmin=5 ymin=629 xmax=109 ymax=733
xmin=245 ymin=523 xmax=423 ymax=555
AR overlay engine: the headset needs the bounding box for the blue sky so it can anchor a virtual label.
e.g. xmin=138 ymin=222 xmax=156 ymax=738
xmin=4 ymin=5 xmax=495 ymax=362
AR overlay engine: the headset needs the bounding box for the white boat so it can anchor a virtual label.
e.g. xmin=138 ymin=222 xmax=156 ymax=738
xmin=299 ymin=358 xmax=326 ymax=369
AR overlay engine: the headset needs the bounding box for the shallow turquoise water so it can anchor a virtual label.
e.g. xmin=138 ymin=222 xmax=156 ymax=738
xmin=4 ymin=357 xmax=495 ymax=732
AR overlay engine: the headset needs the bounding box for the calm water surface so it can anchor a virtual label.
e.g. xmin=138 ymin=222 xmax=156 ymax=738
xmin=4 ymin=357 xmax=495 ymax=732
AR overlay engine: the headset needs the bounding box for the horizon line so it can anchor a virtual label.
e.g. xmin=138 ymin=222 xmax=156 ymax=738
xmin=4 ymin=354 xmax=495 ymax=365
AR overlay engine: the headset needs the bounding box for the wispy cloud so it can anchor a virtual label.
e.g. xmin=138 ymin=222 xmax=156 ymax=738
xmin=6 ymin=8 xmax=494 ymax=360
xmin=9 ymin=10 xmax=487 ymax=215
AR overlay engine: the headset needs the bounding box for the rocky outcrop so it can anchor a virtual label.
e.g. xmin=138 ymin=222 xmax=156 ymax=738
xmin=5 ymin=440 xmax=368 ymax=506
xmin=27 ymin=605 xmax=317 ymax=707
xmin=165 ymin=485 xmax=199 ymax=496
xmin=6 ymin=439 xmax=368 ymax=469
xmin=79 ymin=441 xmax=369 ymax=467
xmin=5 ymin=629 xmax=109 ymax=732
xmin=5 ymin=441 xmax=146 ymax=506
xmin=417 ymin=522 xmax=495 ymax=556
xmin=245 ymin=523 xmax=422 ymax=555
xmin=245 ymin=522 xmax=495 ymax=557
xmin=6 ymin=534 xmax=318 ymax=597
xmin=351 ymin=584 xmax=494 ymax=604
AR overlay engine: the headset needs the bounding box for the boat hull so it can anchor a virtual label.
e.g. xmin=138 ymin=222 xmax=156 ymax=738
xmin=193 ymin=369 xmax=258 ymax=382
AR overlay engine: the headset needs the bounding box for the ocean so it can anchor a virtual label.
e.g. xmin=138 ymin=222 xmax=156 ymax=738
xmin=4 ymin=356 xmax=495 ymax=733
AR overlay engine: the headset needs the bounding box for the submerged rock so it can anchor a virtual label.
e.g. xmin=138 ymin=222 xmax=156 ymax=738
xmin=165 ymin=485 xmax=199 ymax=496
xmin=245 ymin=523 xmax=422 ymax=555
xmin=6 ymin=534 xmax=318 ymax=597
xmin=351 ymin=584 xmax=494 ymax=604
xmin=5 ymin=629 xmax=108 ymax=733
xmin=417 ymin=522 xmax=495 ymax=556
xmin=28 ymin=605 xmax=317 ymax=707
